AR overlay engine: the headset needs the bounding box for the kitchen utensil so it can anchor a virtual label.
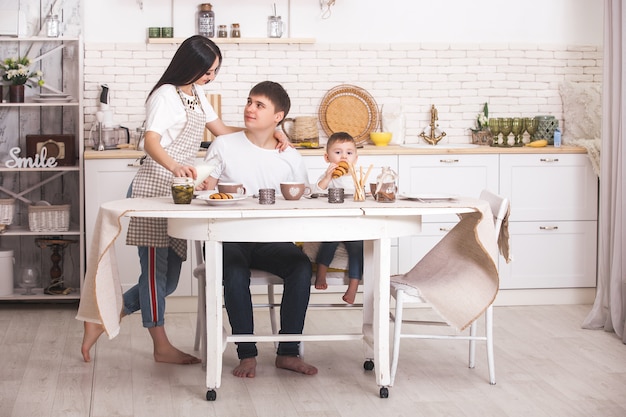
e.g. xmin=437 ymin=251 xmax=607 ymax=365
xmin=95 ymin=112 xmax=104 ymax=151
xmin=92 ymin=126 xmax=130 ymax=150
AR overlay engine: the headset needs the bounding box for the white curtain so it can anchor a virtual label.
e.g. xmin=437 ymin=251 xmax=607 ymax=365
xmin=582 ymin=0 xmax=626 ymax=343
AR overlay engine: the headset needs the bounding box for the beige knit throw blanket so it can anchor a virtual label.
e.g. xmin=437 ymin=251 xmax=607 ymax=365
xmin=391 ymin=200 xmax=504 ymax=331
xmin=75 ymin=198 xmax=170 ymax=338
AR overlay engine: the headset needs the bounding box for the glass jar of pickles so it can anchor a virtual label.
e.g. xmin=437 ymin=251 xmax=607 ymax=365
xmin=171 ymin=177 xmax=194 ymax=204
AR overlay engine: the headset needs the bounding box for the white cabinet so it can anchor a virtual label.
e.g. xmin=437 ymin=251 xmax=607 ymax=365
xmin=398 ymin=154 xmax=499 ymax=223
xmin=0 ymin=37 xmax=84 ymax=300
xmin=396 ymin=152 xmax=598 ymax=291
xmin=84 ymin=158 xmax=194 ymax=296
xmin=498 ymin=154 xmax=598 ymax=289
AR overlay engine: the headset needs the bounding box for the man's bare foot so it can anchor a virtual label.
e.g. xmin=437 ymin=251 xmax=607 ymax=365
xmin=81 ymin=321 xmax=105 ymax=362
xmin=154 ymin=345 xmax=201 ymax=365
xmin=315 ymin=264 xmax=328 ymax=290
xmin=275 ymin=355 xmax=318 ymax=375
xmin=233 ymin=357 xmax=257 ymax=378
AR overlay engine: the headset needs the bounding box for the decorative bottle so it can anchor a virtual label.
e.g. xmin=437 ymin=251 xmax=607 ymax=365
xmin=198 ymin=3 xmax=215 ymax=38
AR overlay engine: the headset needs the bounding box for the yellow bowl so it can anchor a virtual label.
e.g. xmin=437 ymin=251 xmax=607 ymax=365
xmin=370 ymin=132 xmax=392 ymax=146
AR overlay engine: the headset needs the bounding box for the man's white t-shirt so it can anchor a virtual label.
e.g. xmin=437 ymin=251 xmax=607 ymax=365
xmin=206 ymin=131 xmax=310 ymax=196
xmin=144 ymin=84 xmax=218 ymax=148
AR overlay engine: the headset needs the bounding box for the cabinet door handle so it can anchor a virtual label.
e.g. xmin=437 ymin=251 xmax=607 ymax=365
xmin=539 ymin=226 xmax=559 ymax=230
xmin=439 ymin=227 xmax=452 ymax=232
xmin=439 ymin=159 xmax=459 ymax=164
xmin=539 ymin=158 xmax=559 ymax=163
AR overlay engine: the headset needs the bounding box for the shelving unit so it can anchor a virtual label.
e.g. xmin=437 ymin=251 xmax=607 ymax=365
xmin=0 ymin=36 xmax=84 ymax=301
xmin=147 ymin=37 xmax=315 ymax=45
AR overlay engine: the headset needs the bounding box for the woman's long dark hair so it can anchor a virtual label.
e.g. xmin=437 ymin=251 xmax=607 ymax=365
xmin=148 ymin=35 xmax=222 ymax=98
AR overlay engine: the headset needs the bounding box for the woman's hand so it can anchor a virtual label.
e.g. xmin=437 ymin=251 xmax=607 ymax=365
xmin=274 ymin=129 xmax=293 ymax=152
xmin=171 ymin=164 xmax=197 ymax=179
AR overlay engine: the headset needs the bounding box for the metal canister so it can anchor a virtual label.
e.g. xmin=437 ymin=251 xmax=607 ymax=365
xmin=534 ymin=115 xmax=559 ymax=144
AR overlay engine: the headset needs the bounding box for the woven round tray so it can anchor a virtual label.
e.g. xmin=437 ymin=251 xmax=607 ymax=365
xmin=318 ymin=84 xmax=379 ymax=146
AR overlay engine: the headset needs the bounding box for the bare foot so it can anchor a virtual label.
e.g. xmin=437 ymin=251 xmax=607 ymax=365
xmin=81 ymin=321 xmax=105 ymax=362
xmin=275 ymin=355 xmax=318 ymax=375
xmin=154 ymin=345 xmax=201 ymax=365
xmin=233 ymin=357 xmax=257 ymax=378
xmin=342 ymin=278 xmax=360 ymax=305
xmin=149 ymin=326 xmax=201 ymax=365
xmin=315 ymin=264 xmax=328 ymax=290
xmin=342 ymin=290 xmax=357 ymax=304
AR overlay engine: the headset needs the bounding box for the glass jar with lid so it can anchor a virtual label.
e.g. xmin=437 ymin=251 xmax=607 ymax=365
xmin=45 ymin=13 xmax=60 ymax=37
xmin=198 ymin=3 xmax=215 ymax=38
xmin=171 ymin=177 xmax=194 ymax=204
xmin=230 ymin=23 xmax=241 ymax=38
xmin=217 ymin=25 xmax=228 ymax=38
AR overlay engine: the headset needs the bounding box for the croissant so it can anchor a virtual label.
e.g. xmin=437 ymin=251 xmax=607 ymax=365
xmin=332 ymin=161 xmax=350 ymax=179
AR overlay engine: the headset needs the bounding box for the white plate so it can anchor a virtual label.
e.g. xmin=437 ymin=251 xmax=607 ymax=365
xmin=33 ymin=96 xmax=73 ymax=103
xmin=38 ymin=93 xmax=70 ymax=98
xmin=399 ymin=193 xmax=457 ymax=202
xmin=196 ymin=192 xmax=247 ymax=205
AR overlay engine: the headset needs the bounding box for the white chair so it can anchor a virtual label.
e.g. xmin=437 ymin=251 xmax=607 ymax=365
xmin=192 ymin=241 xmax=358 ymax=364
xmin=389 ymin=189 xmax=509 ymax=386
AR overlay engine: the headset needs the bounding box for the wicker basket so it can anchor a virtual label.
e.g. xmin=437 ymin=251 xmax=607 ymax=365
xmin=28 ymin=204 xmax=70 ymax=232
xmin=0 ymin=199 xmax=15 ymax=226
xmin=318 ymin=84 xmax=380 ymax=146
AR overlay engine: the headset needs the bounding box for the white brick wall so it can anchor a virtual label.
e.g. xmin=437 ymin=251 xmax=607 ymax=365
xmin=84 ymin=42 xmax=602 ymax=144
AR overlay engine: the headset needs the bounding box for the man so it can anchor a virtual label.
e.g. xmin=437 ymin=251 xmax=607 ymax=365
xmin=201 ymin=81 xmax=317 ymax=378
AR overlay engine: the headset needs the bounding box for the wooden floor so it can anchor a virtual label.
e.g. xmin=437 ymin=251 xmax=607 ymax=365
xmin=1 ymin=302 xmax=625 ymax=417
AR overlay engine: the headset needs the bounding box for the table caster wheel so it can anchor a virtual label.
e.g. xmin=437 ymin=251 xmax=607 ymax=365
xmin=379 ymin=387 xmax=389 ymax=398
xmin=206 ymin=389 xmax=217 ymax=401
xmin=363 ymin=360 xmax=374 ymax=371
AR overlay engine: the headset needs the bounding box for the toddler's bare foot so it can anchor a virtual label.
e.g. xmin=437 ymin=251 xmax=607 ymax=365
xmin=154 ymin=345 xmax=201 ymax=365
xmin=275 ymin=355 xmax=318 ymax=375
xmin=81 ymin=321 xmax=105 ymax=362
xmin=342 ymin=278 xmax=360 ymax=304
xmin=315 ymin=264 xmax=328 ymax=290
xmin=314 ymin=276 xmax=327 ymax=290
xmin=233 ymin=357 xmax=257 ymax=378
xmin=342 ymin=290 xmax=357 ymax=305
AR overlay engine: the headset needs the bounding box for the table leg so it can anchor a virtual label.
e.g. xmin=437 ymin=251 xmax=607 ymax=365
xmin=362 ymin=238 xmax=391 ymax=397
xmin=373 ymin=238 xmax=391 ymax=395
xmin=204 ymin=240 xmax=224 ymax=400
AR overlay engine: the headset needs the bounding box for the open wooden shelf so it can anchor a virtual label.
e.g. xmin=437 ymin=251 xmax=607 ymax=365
xmin=147 ymin=37 xmax=315 ymax=45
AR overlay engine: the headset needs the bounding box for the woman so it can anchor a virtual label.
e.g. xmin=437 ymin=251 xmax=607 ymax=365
xmin=81 ymin=36 xmax=289 ymax=364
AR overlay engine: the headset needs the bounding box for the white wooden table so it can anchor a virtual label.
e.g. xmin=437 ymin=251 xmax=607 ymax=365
xmin=79 ymin=195 xmax=482 ymax=400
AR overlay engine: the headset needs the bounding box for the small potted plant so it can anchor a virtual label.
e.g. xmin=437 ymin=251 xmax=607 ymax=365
xmin=1 ymin=57 xmax=45 ymax=103
xmin=470 ymin=102 xmax=492 ymax=146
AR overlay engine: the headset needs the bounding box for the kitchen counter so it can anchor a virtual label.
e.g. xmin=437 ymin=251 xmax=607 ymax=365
xmin=83 ymin=144 xmax=587 ymax=160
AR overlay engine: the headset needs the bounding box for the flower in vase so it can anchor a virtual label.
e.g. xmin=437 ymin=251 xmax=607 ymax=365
xmin=471 ymin=102 xmax=489 ymax=133
xmin=1 ymin=57 xmax=45 ymax=87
